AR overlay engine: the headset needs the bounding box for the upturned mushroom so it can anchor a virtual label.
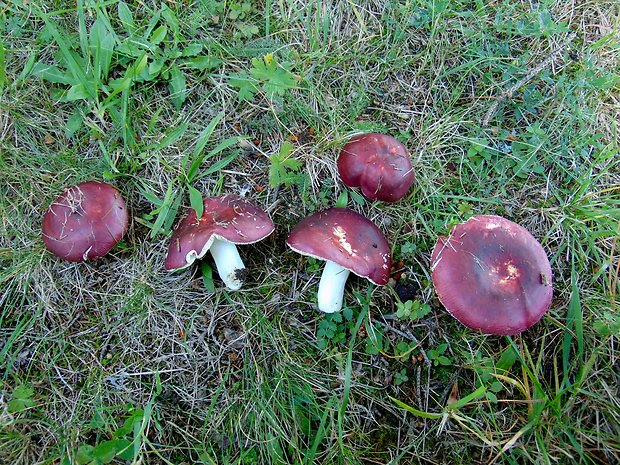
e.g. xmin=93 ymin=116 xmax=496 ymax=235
xmin=286 ymin=208 xmax=391 ymax=313
xmin=42 ymin=181 xmax=129 ymax=262
xmin=337 ymin=133 xmax=414 ymax=202
xmin=165 ymin=194 xmax=274 ymax=290
xmin=431 ymin=215 xmax=553 ymax=335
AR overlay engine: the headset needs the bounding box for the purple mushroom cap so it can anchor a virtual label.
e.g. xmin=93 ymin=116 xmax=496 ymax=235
xmin=165 ymin=194 xmax=275 ymax=271
xmin=286 ymin=208 xmax=391 ymax=285
xmin=338 ymin=133 xmax=414 ymax=202
xmin=42 ymin=181 xmax=129 ymax=262
xmin=431 ymin=215 xmax=553 ymax=335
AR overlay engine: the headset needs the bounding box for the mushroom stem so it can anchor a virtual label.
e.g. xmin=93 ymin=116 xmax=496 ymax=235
xmin=209 ymin=239 xmax=246 ymax=291
xmin=317 ymin=260 xmax=351 ymax=313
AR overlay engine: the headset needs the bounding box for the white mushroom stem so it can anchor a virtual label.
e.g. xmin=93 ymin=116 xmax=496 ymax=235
xmin=209 ymin=239 xmax=245 ymax=291
xmin=317 ymin=260 xmax=351 ymax=313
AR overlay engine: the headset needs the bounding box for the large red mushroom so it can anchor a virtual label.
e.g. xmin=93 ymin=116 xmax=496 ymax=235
xmin=42 ymin=181 xmax=129 ymax=262
xmin=431 ymin=215 xmax=553 ymax=335
xmin=166 ymin=195 xmax=274 ymax=290
xmin=337 ymin=133 xmax=414 ymax=202
xmin=286 ymin=208 xmax=391 ymax=313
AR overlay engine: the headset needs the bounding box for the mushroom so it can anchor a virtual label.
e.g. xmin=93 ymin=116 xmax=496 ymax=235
xmin=337 ymin=133 xmax=414 ymax=202
xmin=430 ymin=215 xmax=553 ymax=335
xmin=165 ymin=194 xmax=275 ymax=290
xmin=42 ymin=181 xmax=129 ymax=262
xmin=286 ymin=208 xmax=391 ymax=313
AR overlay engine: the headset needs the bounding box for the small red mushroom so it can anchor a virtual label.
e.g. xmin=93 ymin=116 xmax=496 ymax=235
xmin=430 ymin=215 xmax=553 ymax=335
xmin=286 ymin=208 xmax=391 ymax=313
xmin=166 ymin=195 xmax=274 ymax=290
xmin=42 ymin=181 xmax=129 ymax=262
xmin=337 ymin=133 xmax=414 ymax=202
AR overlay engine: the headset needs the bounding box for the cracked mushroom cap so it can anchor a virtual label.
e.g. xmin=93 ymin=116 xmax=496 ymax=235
xmin=286 ymin=208 xmax=391 ymax=285
xmin=337 ymin=133 xmax=414 ymax=202
xmin=42 ymin=181 xmax=129 ymax=262
xmin=165 ymin=195 xmax=275 ymax=271
xmin=431 ymin=215 xmax=553 ymax=335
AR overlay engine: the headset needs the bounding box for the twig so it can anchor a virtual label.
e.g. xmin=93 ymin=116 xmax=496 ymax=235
xmin=372 ymin=318 xmax=431 ymax=368
xmin=416 ymin=365 xmax=422 ymax=409
xmin=373 ymin=318 xmax=433 ymax=409
xmin=482 ymin=32 xmax=577 ymax=126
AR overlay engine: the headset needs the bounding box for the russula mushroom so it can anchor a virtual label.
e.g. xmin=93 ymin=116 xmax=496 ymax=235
xmin=286 ymin=208 xmax=391 ymax=313
xmin=337 ymin=133 xmax=414 ymax=202
xmin=165 ymin=194 xmax=274 ymax=291
xmin=431 ymin=215 xmax=553 ymax=335
xmin=42 ymin=181 xmax=129 ymax=262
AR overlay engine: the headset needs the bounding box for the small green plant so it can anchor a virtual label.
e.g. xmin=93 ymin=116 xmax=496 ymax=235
xmin=400 ymin=241 xmax=417 ymax=256
xmin=495 ymin=7 xmax=569 ymax=38
xmin=466 ymin=124 xmax=551 ymax=181
xmin=316 ymin=307 xmax=354 ymax=349
xmin=394 ymin=340 xmax=418 ymax=362
xmin=456 ymin=201 xmax=473 ymax=217
xmin=509 ymin=123 xmax=549 ymax=178
xmin=227 ymin=1 xmax=260 ymax=38
xmin=396 ymin=299 xmax=432 ymax=321
xmin=268 ymin=140 xmax=305 ymax=189
xmin=72 ymin=406 xmax=145 ymax=465
xmin=427 ymin=343 xmax=452 ymax=367
xmin=469 ymin=345 xmax=519 ymax=403
xmin=594 ymin=310 xmax=620 ymax=337
xmin=229 ymin=53 xmax=298 ymax=101
xmin=7 ymin=385 xmax=36 ymax=413
xmin=406 ymin=0 xmax=449 ymax=31
xmin=364 ymin=322 xmax=385 ymax=355
xmin=394 ymin=368 xmax=409 ymax=386
xmin=466 ymin=138 xmax=504 ymax=174
xmin=194 ymin=1 xmax=260 ymax=40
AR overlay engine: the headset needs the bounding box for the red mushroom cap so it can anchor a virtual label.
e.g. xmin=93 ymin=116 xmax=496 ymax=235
xmin=337 ymin=133 xmax=414 ymax=202
xmin=286 ymin=208 xmax=391 ymax=285
xmin=42 ymin=181 xmax=129 ymax=262
xmin=431 ymin=215 xmax=553 ymax=335
xmin=165 ymin=194 xmax=275 ymax=271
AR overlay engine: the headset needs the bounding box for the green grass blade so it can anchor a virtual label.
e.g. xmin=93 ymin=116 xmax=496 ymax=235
xmin=13 ymin=52 xmax=37 ymax=88
xmin=338 ymin=293 xmax=371 ymax=450
xmin=162 ymin=194 xmax=183 ymax=235
xmin=117 ymin=1 xmax=136 ymax=33
xmin=562 ymin=258 xmax=583 ymax=388
xmin=197 ymin=153 xmax=240 ymax=178
xmin=149 ymin=183 xmax=177 ymax=238
xmin=103 ymin=53 xmax=148 ymax=106
xmin=76 ymin=0 xmax=89 ymax=62
xmin=303 ymin=396 xmax=335 ymax=465
xmin=90 ymin=16 xmax=115 ymax=83
xmin=156 ymin=122 xmax=189 ymax=151
xmin=188 ymin=185 xmax=204 ymax=218
xmin=120 ymin=87 xmax=135 ymax=148
xmin=187 ymin=137 xmax=239 ymax=183
xmin=201 ymin=262 xmax=215 ymax=293
xmin=168 ymin=66 xmax=186 ymax=108
xmin=388 ymin=396 xmax=443 ymax=419
xmin=182 ymin=111 xmax=225 ymax=173
xmin=31 ymin=62 xmax=76 ymax=85
xmin=32 ymin=5 xmax=96 ymax=100
xmin=0 ymin=305 xmax=39 ymax=372
xmin=0 ymin=39 xmax=6 ymax=90
xmin=137 ymin=182 xmax=163 ymax=208
xmin=447 ymin=385 xmax=487 ymax=410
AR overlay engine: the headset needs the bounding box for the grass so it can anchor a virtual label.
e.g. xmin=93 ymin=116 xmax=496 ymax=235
xmin=1 ymin=0 xmax=619 ymax=463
